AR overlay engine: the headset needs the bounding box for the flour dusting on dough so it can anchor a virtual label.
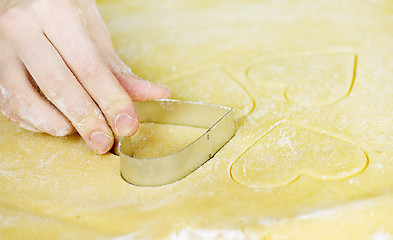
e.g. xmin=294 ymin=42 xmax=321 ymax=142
xmin=257 ymin=218 xmax=280 ymax=226
xmin=104 ymin=233 xmax=139 ymax=240
xmin=170 ymin=229 xmax=257 ymax=240
xmin=296 ymin=207 xmax=338 ymax=220
xmin=372 ymin=231 xmax=393 ymax=240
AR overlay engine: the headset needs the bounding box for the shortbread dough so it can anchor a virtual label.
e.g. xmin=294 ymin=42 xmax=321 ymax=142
xmin=126 ymin=123 xmax=207 ymax=159
xmin=2 ymin=0 xmax=393 ymax=239
xmin=230 ymin=122 xmax=368 ymax=188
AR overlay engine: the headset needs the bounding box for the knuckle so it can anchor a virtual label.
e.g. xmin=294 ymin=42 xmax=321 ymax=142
xmin=100 ymin=95 xmax=132 ymax=118
xmin=39 ymin=68 xmax=68 ymax=99
xmin=74 ymin=112 xmax=108 ymax=137
xmin=77 ymin=108 xmax=102 ymax=127
xmin=56 ymin=97 xmax=104 ymax=133
xmin=77 ymin=60 xmax=102 ymax=81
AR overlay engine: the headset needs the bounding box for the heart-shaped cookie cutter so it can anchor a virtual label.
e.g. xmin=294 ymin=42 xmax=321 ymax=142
xmin=119 ymin=99 xmax=235 ymax=186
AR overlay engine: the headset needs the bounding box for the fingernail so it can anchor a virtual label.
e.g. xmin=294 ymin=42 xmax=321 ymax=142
xmin=90 ymin=132 xmax=112 ymax=154
xmin=115 ymin=113 xmax=138 ymax=136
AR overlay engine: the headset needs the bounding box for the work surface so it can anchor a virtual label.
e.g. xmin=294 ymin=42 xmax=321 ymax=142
xmin=2 ymin=0 xmax=393 ymax=239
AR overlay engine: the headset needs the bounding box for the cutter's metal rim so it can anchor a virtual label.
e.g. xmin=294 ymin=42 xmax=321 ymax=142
xmin=118 ymin=99 xmax=235 ymax=186
xmin=118 ymin=101 xmax=232 ymax=160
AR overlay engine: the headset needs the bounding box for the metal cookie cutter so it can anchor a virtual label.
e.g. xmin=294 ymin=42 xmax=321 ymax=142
xmin=119 ymin=99 xmax=235 ymax=187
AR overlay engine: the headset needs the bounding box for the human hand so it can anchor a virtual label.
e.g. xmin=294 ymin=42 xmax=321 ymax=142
xmin=0 ymin=0 xmax=170 ymax=154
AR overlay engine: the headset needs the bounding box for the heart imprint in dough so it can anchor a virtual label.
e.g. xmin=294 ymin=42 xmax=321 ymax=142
xmin=246 ymin=52 xmax=356 ymax=106
xmin=160 ymin=65 xmax=254 ymax=119
xmin=230 ymin=122 xmax=368 ymax=188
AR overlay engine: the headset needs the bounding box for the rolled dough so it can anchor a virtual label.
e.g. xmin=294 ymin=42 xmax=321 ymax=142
xmin=125 ymin=123 xmax=207 ymax=159
xmin=2 ymin=0 xmax=393 ymax=239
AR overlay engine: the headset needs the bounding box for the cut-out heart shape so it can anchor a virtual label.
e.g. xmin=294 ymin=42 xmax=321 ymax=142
xmin=230 ymin=122 xmax=368 ymax=188
xmin=246 ymin=52 xmax=356 ymax=106
xmin=160 ymin=65 xmax=254 ymax=119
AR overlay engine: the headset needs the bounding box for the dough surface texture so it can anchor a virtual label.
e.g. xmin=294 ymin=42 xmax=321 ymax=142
xmin=2 ymin=0 xmax=393 ymax=239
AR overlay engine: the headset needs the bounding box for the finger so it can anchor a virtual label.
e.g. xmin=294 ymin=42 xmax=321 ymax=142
xmin=1 ymin=71 xmax=75 ymax=136
xmin=0 ymin=36 xmax=74 ymax=135
xmin=0 ymin=104 xmax=40 ymax=132
xmin=41 ymin=2 xmax=140 ymax=137
xmin=82 ymin=3 xmax=171 ymax=101
xmin=0 ymin=43 xmax=37 ymax=131
xmin=6 ymin=29 xmax=114 ymax=154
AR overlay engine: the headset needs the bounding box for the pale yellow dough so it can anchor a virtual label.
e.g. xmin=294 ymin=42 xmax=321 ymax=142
xmin=2 ymin=0 xmax=393 ymax=239
xmin=230 ymin=122 xmax=368 ymax=188
xmin=126 ymin=123 xmax=207 ymax=159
